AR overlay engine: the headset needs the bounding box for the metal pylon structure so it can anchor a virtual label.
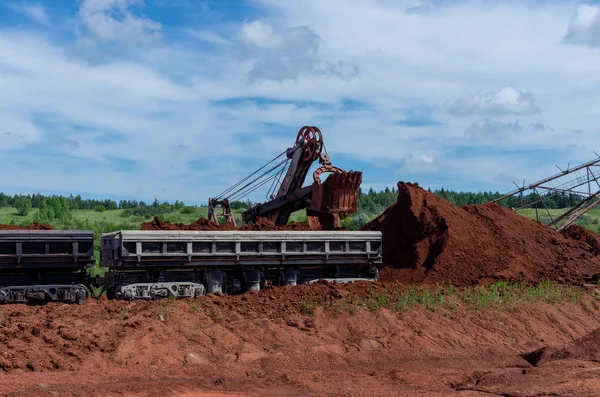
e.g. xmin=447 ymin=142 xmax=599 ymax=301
xmin=491 ymin=155 xmax=600 ymax=230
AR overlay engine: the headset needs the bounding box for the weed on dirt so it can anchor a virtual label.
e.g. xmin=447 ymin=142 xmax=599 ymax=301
xmin=315 ymin=281 xmax=587 ymax=315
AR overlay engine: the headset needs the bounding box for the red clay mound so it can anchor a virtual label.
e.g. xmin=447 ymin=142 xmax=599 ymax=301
xmin=361 ymin=182 xmax=600 ymax=286
xmin=239 ymin=217 xmax=313 ymax=231
xmin=141 ymin=216 xmax=314 ymax=231
xmin=0 ymin=223 xmax=54 ymax=230
xmin=140 ymin=216 xmax=237 ymax=231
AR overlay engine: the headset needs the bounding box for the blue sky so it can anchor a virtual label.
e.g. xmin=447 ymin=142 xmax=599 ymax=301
xmin=0 ymin=0 xmax=599 ymax=204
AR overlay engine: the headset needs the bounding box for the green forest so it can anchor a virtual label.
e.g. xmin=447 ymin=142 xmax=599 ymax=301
xmin=0 ymin=186 xmax=586 ymax=232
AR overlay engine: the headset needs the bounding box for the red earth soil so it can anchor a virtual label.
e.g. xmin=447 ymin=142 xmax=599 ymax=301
xmin=561 ymin=224 xmax=600 ymax=256
xmin=2 ymin=282 xmax=600 ymax=396
xmin=140 ymin=216 xmax=314 ymax=231
xmin=521 ymin=325 xmax=600 ymax=366
xmin=140 ymin=216 xmax=238 ymax=231
xmin=0 ymin=223 xmax=54 ymax=230
xmin=361 ymin=182 xmax=600 ymax=286
xmin=457 ymin=322 xmax=600 ymax=395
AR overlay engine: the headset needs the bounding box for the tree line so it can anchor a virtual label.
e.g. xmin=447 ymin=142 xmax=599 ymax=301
xmin=1 ymin=187 xmax=583 ymax=227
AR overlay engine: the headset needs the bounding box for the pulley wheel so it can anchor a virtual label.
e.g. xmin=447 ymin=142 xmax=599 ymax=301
xmin=312 ymin=127 xmax=323 ymax=161
xmin=296 ymin=126 xmax=323 ymax=162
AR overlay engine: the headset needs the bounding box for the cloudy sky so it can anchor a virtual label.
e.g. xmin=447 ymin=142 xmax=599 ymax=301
xmin=0 ymin=0 xmax=599 ymax=204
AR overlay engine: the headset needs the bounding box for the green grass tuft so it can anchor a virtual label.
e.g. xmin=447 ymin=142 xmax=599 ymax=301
xmin=322 ymin=281 xmax=584 ymax=315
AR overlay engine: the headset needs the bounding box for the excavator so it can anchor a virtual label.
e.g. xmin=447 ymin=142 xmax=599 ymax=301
xmin=208 ymin=126 xmax=362 ymax=229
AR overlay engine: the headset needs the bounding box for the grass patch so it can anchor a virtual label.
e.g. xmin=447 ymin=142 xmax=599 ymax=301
xmin=517 ymin=207 xmax=600 ymax=232
xmin=298 ymin=299 xmax=317 ymax=315
xmin=322 ymin=281 xmax=584 ymax=315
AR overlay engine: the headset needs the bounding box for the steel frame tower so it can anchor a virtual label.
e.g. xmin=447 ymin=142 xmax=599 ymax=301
xmin=491 ymin=156 xmax=600 ymax=230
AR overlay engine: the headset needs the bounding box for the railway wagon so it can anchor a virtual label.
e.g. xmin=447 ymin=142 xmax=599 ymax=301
xmin=0 ymin=230 xmax=95 ymax=304
xmin=0 ymin=229 xmax=382 ymax=304
xmin=98 ymin=230 xmax=382 ymax=300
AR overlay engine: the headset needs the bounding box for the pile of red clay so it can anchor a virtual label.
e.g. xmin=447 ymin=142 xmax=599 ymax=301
xmin=0 ymin=223 xmax=54 ymax=230
xmin=141 ymin=216 xmax=314 ymax=231
xmin=140 ymin=216 xmax=237 ymax=231
xmin=560 ymin=224 xmax=600 ymax=255
xmin=362 ymin=182 xmax=600 ymax=286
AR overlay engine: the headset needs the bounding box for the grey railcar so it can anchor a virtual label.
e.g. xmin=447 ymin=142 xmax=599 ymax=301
xmin=0 ymin=230 xmax=95 ymax=304
xmin=99 ymin=230 xmax=382 ymax=300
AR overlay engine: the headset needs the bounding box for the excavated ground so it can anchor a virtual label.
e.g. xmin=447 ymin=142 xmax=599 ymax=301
xmin=2 ymin=282 xmax=600 ymax=396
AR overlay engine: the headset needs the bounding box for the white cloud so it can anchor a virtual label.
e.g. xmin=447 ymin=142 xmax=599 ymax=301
xmin=397 ymin=153 xmax=440 ymax=174
xmin=76 ymin=0 xmax=162 ymax=45
xmin=237 ymin=20 xmax=358 ymax=82
xmin=240 ymin=20 xmax=320 ymax=55
xmin=530 ymin=122 xmax=554 ymax=132
xmin=450 ymin=86 xmax=541 ymax=117
xmin=564 ymin=4 xmax=600 ymax=48
xmin=183 ymin=29 xmax=228 ymax=45
xmin=5 ymin=2 xmax=50 ymax=27
xmin=466 ymin=119 xmax=523 ymax=137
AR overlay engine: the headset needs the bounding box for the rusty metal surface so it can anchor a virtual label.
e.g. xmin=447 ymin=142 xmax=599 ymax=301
xmin=310 ymin=171 xmax=362 ymax=216
xmin=295 ymin=126 xmax=323 ymax=162
xmin=208 ymin=198 xmax=237 ymax=227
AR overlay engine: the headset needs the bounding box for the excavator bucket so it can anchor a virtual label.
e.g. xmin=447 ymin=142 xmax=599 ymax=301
xmin=307 ymin=171 xmax=362 ymax=230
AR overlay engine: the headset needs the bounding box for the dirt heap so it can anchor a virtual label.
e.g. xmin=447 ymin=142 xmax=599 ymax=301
xmin=238 ymin=217 xmax=313 ymax=231
xmin=561 ymin=224 xmax=600 ymax=256
xmin=141 ymin=216 xmax=314 ymax=231
xmin=140 ymin=216 xmax=237 ymax=231
xmin=0 ymin=223 xmax=54 ymax=230
xmin=361 ymin=182 xmax=600 ymax=286
xmin=522 ymin=327 xmax=600 ymax=367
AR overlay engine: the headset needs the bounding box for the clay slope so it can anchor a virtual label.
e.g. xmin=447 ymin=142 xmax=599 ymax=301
xmin=362 ymin=182 xmax=600 ymax=286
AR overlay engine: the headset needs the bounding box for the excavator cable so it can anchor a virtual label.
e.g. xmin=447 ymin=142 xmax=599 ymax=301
xmin=224 ymin=157 xmax=289 ymax=201
xmin=266 ymin=159 xmax=290 ymax=199
xmin=214 ymin=149 xmax=287 ymax=200
xmin=228 ymin=165 xmax=290 ymax=202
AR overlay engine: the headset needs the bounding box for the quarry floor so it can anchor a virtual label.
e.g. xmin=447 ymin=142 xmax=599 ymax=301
xmin=1 ymin=283 xmax=600 ymax=397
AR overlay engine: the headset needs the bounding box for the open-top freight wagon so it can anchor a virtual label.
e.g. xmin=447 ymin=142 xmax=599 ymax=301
xmin=0 ymin=229 xmax=382 ymax=304
xmin=0 ymin=230 xmax=95 ymax=304
xmin=97 ymin=230 xmax=381 ymax=300
xmin=0 ymin=126 xmax=383 ymax=304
